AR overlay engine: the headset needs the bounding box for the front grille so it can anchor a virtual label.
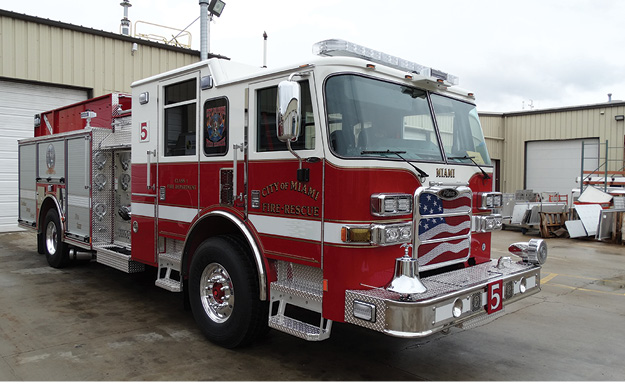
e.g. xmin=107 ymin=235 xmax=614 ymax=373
xmin=414 ymin=186 xmax=472 ymax=271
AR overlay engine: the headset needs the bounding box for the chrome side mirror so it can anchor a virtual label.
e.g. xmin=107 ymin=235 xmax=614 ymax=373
xmin=276 ymin=80 xmax=301 ymax=142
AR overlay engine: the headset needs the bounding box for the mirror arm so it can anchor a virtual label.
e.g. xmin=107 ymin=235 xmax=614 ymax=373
xmin=286 ymin=140 xmax=302 ymax=169
xmin=287 ymin=140 xmax=309 ymax=182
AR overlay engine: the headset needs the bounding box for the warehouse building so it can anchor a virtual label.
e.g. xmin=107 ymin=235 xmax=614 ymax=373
xmin=1 ymin=8 xmax=624 ymax=232
xmin=0 ymin=9 xmax=205 ymax=231
xmin=480 ymin=100 xmax=625 ymax=199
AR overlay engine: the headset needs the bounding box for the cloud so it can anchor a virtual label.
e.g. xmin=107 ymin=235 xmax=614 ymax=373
xmin=5 ymin=0 xmax=625 ymax=112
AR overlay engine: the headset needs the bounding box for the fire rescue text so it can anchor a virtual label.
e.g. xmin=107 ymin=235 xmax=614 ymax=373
xmin=260 ymin=180 xmax=320 ymax=217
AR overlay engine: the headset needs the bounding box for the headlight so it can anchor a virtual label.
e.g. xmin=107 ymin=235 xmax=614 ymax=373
xmin=472 ymin=214 xmax=503 ymax=232
xmin=342 ymin=222 xmax=412 ymax=245
xmin=477 ymin=192 xmax=503 ymax=210
xmin=371 ymin=193 xmax=413 ymax=217
xmin=372 ymin=222 xmax=412 ymax=245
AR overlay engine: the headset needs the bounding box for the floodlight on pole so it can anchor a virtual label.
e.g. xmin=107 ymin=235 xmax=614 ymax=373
xmin=200 ymin=0 xmax=226 ymax=60
xmin=208 ymin=0 xmax=226 ymax=17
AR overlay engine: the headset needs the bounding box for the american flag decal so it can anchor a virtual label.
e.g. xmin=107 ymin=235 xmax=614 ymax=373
xmin=415 ymin=188 xmax=472 ymax=269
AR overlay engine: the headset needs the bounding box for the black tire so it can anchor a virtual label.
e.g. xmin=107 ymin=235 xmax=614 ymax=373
xmin=42 ymin=210 xmax=70 ymax=268
xmin=188 ymin=235 xmax=268 ymax=348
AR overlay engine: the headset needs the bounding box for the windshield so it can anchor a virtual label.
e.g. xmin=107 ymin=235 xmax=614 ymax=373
xmin=325 ymin=74 xmax=491 ymax=166
xmin=430 ymin=93 xmax=491 ymax=166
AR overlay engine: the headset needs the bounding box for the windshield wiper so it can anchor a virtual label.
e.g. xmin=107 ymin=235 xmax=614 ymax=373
xmin=448 ymin=155 xmax=491 ymax=180
xmin=361 ymin=150 xmax=429 ymax=180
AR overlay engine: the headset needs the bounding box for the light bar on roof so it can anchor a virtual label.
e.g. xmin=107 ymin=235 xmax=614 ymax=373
xmin=313 ymin=39 xmax=459 ymax=86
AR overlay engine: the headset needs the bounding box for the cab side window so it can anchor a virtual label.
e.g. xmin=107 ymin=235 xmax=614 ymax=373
xmin=257 ymin=81 xmax=315 ymax=152
xmin=164 ymin=78 xmax=196 ymax=156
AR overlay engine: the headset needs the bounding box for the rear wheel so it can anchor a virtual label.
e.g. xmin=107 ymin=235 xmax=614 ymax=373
xmin=189 ymin=235 xmax=268 ymax=348
xmin=43 ymin=210 xmax=69 ymax=268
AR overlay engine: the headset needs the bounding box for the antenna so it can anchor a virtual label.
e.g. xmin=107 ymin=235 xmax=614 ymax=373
xmin=120 ymin=0 xmax=132 ymax=36
xmin=262 ymin=31 xmax=268 ymax=68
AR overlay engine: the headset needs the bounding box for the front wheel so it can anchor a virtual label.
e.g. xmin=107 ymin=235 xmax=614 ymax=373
xmin=42 ymin=209 xmax=69 ymax=268
xmin=188 ymin=236 xmax=268 ymax=348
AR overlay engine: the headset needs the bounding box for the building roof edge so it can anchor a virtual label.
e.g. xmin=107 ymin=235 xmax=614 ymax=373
xmin=0 ymin=8 xmax=228 ymax=59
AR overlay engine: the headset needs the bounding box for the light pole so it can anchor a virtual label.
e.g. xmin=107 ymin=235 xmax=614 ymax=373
xmin=199 ymin=0 xmax=226 ymax=60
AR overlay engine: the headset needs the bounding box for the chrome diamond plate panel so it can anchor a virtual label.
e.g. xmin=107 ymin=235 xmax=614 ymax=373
xmin=345 ymin=291 xmax=388 ymax=333
xmin=274 ymin=260 xmax=323 ymax=300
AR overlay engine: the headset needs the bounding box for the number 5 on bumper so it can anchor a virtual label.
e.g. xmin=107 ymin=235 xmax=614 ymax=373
xmin=487 ymin=280 xmax=503 ymax=314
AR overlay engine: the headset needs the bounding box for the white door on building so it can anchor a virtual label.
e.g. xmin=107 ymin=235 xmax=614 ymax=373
xmin=525 ymin=138 xmax=599 ymax=198
xmin=0 ymin=79 xmax=88 ymax=232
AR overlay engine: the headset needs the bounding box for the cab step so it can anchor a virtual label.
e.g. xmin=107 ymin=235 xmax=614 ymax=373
xmin=155 ymin=252 xmax=182 ymax=292
xmin=268 ymin=262 xmax=331 ymax=341
xmin=268 ymin=313 xmax=331 ymax=341
xmin=94 ymin=244 xmax=145 ymax=273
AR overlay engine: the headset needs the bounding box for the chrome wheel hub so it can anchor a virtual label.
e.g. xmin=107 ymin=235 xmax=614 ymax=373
xmin=200 ymin=262 xmax=234 ymax=323
xmin=45 ymin=221 xmax=58 ymax=255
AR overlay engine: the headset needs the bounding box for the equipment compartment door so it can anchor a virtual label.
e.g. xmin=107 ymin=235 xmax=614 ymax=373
xmin=130 ymin=87 xmax=159 ymax=265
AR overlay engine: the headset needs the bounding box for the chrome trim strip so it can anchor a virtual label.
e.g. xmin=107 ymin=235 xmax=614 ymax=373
xmin=132 ymin=193 xmax=158 ymax=198
xmin=18 ymin=127 xmax=95 ymax=144
xmin=418 ymin=233 xmax=471 ymax=245
xmin=420 ymin=210 xmax=471 ymax=219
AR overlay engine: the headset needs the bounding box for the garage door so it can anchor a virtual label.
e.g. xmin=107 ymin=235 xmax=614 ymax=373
xmin=525 ymin=138 xmax=599 ymax=197
xmin=0 ymin=79 xmax=88 ymax=232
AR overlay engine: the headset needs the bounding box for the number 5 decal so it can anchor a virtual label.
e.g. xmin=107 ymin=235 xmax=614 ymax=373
xmin=140 ymin=121 xmax=149 ymax=142
xmin=487 ymin=280 xmax=503 ymax=314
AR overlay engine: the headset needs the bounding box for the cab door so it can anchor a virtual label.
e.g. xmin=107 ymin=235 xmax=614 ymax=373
xmin=130 ymin=73 xmax=200 ymax=266
xmin=246 ymin=75 xmax=324 ymax=267
xmin=156 ymin=73 xmax=201 ymax=245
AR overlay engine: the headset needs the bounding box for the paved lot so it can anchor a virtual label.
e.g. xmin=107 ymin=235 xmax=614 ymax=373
xmin=0 ymin=229 xmax=624 ymax=381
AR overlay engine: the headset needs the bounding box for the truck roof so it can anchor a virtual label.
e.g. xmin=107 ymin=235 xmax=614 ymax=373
xmin=131 ymin=39 xmax=476 ymax=103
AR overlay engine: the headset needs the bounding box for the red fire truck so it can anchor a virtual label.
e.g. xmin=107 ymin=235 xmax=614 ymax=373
xmin=18 ymin=39 xmax=547 ymax=348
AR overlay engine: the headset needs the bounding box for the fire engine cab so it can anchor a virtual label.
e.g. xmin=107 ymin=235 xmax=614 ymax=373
xmin=18 ymin=39 xmax=547 ymax=348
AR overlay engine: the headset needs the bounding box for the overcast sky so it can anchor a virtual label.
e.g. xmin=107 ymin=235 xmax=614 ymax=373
xmin=5 ymin=0 xmax=625 ymax=112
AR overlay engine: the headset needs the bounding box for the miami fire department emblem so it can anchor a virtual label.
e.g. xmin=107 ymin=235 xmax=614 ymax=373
xmin=207 ymin=111 xmax=225 ymax=143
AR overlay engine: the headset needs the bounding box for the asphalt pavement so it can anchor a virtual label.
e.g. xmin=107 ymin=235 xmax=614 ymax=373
xmin=0 ymin=229 xmax=624 ymax=381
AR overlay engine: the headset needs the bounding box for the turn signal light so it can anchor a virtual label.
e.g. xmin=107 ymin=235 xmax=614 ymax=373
xmin=342 ymin=222 xmax=412 ymax=245
xmin=341 ymin=226 xmax=371 ymax=243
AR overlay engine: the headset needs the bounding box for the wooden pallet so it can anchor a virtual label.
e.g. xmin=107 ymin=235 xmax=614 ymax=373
xmin=540 ymin=212 xmax=567 ymax=238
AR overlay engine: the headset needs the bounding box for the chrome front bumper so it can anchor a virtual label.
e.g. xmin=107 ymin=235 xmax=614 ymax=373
xmin=344 ymin=260 xmax=541 ymax=337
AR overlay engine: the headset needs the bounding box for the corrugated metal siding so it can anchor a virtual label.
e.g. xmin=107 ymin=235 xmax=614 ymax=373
xmin=499 ymin=104 xmax=625 ymax=193
xmin=479 ymin=114 xmax=504 ymax=161
xmin=0 ymin=13 xmax=200 ymax=96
